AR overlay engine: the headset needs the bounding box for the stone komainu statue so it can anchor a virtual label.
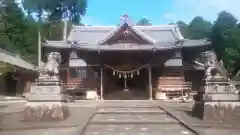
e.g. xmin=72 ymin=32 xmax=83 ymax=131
xmin=202 ymin=51 xmax=217 ymax=77
xmin=44 ymin=52 xmax=62 ymax=75
xmin=38 ymin=52 xmax=62 ymax=81
xmin=201 ymin=51 xmax=227 ymax=79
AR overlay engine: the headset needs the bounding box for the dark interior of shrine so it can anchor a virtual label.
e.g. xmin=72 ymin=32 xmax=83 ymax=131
xmin=103 ymin=67 xmax=149 ymax=100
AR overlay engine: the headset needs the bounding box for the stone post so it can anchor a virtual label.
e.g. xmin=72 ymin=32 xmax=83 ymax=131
xmin=100 ymin=67 xmax=103 ymax=100
xmin=148 ymin=65 xmax=153 ymax=100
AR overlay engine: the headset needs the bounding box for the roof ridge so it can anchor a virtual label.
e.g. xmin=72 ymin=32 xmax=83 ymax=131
xmin=72 ymin=24 xmax=177 ymax=28
xmin=72 ymin=25 xmax=116 ymax=28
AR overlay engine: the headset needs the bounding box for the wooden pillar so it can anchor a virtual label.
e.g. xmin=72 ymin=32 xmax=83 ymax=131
xmin=148 ymin=64 xmax=153 ymax=100
xmin=100 ymin=66 xmax=104 ymax=100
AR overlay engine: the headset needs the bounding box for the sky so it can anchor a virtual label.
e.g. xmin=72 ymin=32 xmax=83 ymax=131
xmin=81 ymin=0 xmax=240 ymax=25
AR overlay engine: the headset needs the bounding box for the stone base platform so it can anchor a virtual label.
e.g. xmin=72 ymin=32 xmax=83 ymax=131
xmin=204 ymin=102 xmax=240 ymax=121
xmin=193 ymin=101 xmax=240 ymax=122
xmin=24 ymin=102 xmax=69 ymax=121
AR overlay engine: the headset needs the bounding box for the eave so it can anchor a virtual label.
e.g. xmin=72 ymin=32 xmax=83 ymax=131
xmin=0 ymin=48 xmax=37 ymax=72
xmin=42 ymin=40 xmax=71 ymax=49
xmin=71 ymin=43 xmax=181 ymax=51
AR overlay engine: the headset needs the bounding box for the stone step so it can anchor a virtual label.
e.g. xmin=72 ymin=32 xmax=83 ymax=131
xmin=82 ymin=123 xmax=195 ymax=135
xmin=97 ymin=107 xmax=164 ymax=113
xmin=90 ymin=113 xmax=178 ymax=124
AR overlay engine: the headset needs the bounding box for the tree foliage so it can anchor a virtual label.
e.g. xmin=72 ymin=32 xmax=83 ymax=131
xmin=211 ymin=11 xmax=237 ymax=61
xmin=176 ymin=21 xmax=190 ymax=39
xmin=0 ymin=0 xmax=239 ymax=75
xmin=188 ymin=16 xmax=212 ymax=39
xmin=0 ymin=0 xmax=38 ymax=64
xmin=173 ymin=11 xmax=239 ymax=75
xmin=136 ymin=18 xmax=152 ymax=26
xmin=224 ymin=28 xmax=240 ymax=74
xmin=22 ymin=0 xmax=87 ymax=24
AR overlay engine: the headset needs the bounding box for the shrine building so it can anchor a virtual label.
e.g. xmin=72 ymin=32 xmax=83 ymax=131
xmin=42 ymin=15 xmax=211 ymax=100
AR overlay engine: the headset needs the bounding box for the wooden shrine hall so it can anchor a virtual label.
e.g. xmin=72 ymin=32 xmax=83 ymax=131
xmin=42 ymin=14 xmax=211 ymax=100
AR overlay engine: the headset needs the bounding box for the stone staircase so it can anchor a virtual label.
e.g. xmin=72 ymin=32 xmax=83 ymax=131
xmin=80 ymin=101 xmax=199 ymax=135
xmin=104 ymin=90 xmax=148 ymax=100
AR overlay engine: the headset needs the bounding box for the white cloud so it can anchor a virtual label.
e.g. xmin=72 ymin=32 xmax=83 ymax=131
xmin=165 ymin=0 xmax=240 ymax=23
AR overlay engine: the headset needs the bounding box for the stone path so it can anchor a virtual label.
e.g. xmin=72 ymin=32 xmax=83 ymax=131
xmin=80 ymin=101 xmax=199 ymax=135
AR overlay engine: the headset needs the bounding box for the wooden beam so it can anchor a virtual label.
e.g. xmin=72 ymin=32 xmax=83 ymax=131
xmin=148 ymin=64 xmax=153 ymax=100
xmin=100 ymin=66 xmax=103 ymax=100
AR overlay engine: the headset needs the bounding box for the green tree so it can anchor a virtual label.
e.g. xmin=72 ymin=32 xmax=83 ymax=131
xmin=0 ymin=0 xmax=27 ymax=53
xmin=136 ymin=18 xmax=152 ymax=26
xmin=223 ymin=27 xmax=240 ymax=74
xmin=0 ymin=0 xmax=38 ymax=64
xmin=188 ymin=16 xmax=212 ymax=39
xmin=22 ymin=0 xmax=88 ymax=24
xmin=41 ymin=21 xmax=72 ymax=40
xmin=211 ymin=11 xmax=237 ymax=62
xmin=176 ymin=21 xmax=190 ymax=38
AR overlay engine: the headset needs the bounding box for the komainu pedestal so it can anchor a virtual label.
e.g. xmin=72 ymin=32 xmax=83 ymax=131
xmin=24 ymin=85 xmax=69 ymax=121
xmin=193 ymin=51 xmax=240 ymax=121
xmin=203 ymin=74 xmax=240 ymax=120
xmin=24 ymin=52 xmax=69 ymax=121
xmin=193 ymin=73 xmax=240 ymax=121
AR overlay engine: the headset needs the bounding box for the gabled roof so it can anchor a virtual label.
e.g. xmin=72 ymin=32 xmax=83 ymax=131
xmin=43 ymin=15 xmax=211 ymax=50
xmin=98 ymin=22 xmax=156 ymax=45
xmin=67 ymin=25 xmax=182 ymax=46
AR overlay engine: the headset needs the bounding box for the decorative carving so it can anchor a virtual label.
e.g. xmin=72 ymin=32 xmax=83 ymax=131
xmin=120 ymin=14 xmax=133 ymax=25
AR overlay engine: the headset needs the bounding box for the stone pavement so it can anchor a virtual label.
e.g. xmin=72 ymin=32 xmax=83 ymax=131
xmin=160 ymin=101 xmax=240 ymax=135
xmin=80 ymin=101 xmax=200 ymax=135
xmin=1 ymin=100 xmax=240 ymax=135
xmin=0 ymin=101 xmax=98 ymax=135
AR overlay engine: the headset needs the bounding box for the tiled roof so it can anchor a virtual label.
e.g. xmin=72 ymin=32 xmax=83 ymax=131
xmin=67 ymin=25 xmax=181 ymax=45
xmin=43 ymin=24 xmax=210 ymax=49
